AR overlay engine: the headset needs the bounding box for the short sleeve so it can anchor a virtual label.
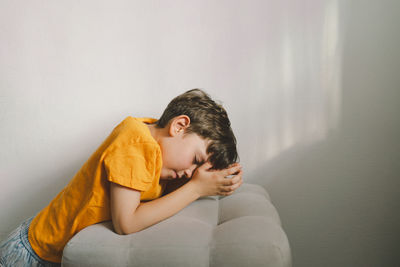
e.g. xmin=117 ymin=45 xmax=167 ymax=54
xmin=103 ymin=142 xmax=159 ymax=191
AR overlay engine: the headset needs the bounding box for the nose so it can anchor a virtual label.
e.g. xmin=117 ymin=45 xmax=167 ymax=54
xmin=183 ymin=165 xmax=197 ymax=178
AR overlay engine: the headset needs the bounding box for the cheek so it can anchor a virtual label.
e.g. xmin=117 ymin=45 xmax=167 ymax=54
xmin=175 ymin=150 xmax=194 ymax=169
xmin=161 ymin=139 xmax=194 ymax=169
xmin=182 ymin=155 xmax=194 ymax=167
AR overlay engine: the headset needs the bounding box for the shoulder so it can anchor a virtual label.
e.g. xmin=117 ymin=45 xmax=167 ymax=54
xmin=112 ymin=116 xmax=158 ymax=144
xmin=106 ymin=117 xmax=161 ymax=162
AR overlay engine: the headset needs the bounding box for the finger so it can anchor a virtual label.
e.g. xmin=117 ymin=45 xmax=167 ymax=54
xmin=228 ymin=162 xmax=240 ymax=168
xmin=230 ymin=171 xmax=243 ymax=184
xmin=231 ymin=177 xmax=243 ymax=191
xmin=222 ymin=170 xmax=243 ymax=186
xmin=223 ymin=164 xmax=242 ymax=177
xmin=236 ymin=177 xmax=243 ymax=188
xmin=200 ymin=161 xmax=213 ymax=171
xmin=221 ymin=179 xmax=242 ymax=193
xmin=221 ymin=176 xmax=242 ymax=192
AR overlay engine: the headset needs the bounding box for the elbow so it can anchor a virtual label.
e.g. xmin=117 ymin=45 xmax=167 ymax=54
xmin=116 ymin=228 xmax=140 ymax=235
xmin=113 ymin=223 xmax=132 ymax=235
xmin=114 ymin=227 xmax=127 ymax=235
xmin=113 ymin=218 xmax=140 ymax=235
xmin=112 ymin=221 xmax=125 ymax=235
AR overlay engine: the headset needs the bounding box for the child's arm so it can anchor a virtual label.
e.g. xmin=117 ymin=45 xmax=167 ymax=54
xmin=110 ymin=162 xmax=242 ymax=235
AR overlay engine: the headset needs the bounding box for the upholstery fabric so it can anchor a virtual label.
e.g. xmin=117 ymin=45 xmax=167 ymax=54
xmin=61 ymin=183 xmax=291 ymax=267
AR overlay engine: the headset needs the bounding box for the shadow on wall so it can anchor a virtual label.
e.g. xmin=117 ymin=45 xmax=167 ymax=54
xmin=243 ymin=1 xmax=344 ymax=249
xmin=241 ymin=0 xmax=343 ymax=173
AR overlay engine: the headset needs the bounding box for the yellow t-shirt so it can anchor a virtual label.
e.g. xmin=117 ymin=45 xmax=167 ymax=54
xmin=28 ymin=116 xmax=166 ymax=263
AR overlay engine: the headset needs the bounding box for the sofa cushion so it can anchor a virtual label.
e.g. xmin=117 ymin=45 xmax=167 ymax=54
xmin=61 ymin=183 xmax=291 ymax=267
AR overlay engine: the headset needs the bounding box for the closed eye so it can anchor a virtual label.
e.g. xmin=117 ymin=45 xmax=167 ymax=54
xmin=193 ymin=157 xmax=204 ymax=166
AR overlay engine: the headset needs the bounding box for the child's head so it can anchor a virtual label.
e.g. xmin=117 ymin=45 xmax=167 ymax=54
xmin=155 ymin=89 xmax=238 ymax=174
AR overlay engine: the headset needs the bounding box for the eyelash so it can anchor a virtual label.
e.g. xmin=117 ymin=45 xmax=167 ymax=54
xmin=193 ymin=157 xmax=201 ymax=165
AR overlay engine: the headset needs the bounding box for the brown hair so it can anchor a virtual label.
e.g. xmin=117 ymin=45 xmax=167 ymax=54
xmin=156 ymin=89 xmax=238 ymax=170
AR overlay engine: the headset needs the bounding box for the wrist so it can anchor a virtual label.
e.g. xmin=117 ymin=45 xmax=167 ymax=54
xmin=185 ymin=180 xmax=202 ymax=199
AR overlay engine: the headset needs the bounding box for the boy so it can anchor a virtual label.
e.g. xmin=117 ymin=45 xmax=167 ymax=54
xmin=0 ymin=89 xmax=243 ymax=266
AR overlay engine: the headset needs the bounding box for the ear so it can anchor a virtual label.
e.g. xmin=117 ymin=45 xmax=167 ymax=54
xmin=168 ymin=115 xmax=190 ymax=137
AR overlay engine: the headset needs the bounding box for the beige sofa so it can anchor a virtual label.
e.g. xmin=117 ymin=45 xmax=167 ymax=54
xmin=62 ymin=183 xmax=292 ymax=267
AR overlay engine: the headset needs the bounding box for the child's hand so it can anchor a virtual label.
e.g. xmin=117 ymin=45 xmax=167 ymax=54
xmin=189 ymin=162 xmax=243 ymax=197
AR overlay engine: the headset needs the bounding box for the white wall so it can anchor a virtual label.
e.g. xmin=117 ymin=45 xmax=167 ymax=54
xmin=1 ymin=0 xmax=399 ymax=266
